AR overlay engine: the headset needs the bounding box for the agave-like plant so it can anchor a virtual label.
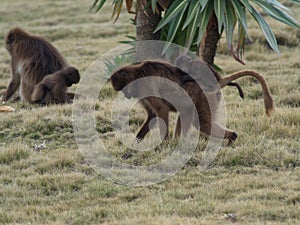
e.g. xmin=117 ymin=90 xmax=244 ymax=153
xmin=92 ymin=0 xmax=300 ymax=65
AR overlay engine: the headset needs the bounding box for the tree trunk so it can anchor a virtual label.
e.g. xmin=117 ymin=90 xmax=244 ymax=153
xmin=136 ymin=3 xmax=161 ymax=41
xmin=135 ymin=2 xmax=162 ymax=60
xmin=198 ymin=12 xmax=220 ymax=65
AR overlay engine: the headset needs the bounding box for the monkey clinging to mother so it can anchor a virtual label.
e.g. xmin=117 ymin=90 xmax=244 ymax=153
xmin=1 ymin=27 xmax=80 ymax=104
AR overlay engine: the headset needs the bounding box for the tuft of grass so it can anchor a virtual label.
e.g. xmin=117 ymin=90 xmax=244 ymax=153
xmin=0 ymin=144 xmax=30 ymax=165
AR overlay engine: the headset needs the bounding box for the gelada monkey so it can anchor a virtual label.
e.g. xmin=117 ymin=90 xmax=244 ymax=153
xmin=111 ymin=61 xmax=231 ymax=143
xmin=2 ymin=27 xmax=70 ymax=103
xmin=110 ymin=61 xmax=185 ymax=141
xmin=175 ymin=55 xmax=245 ymax=98
xmin=31 ymin=66 xmax=80 ymax=105
xmin=110 ymin=60 xmax=274 ymax=145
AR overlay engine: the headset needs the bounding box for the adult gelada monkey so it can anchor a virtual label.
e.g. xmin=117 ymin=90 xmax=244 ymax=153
xmin=2 ymin=27 xmax=69 ymax=103
xmin=110 ymin=61 xmax=188 ymax=141
xmin=110 ymin=60 xmax=275 ymax=145
xmin=175 ymin=54 xmax=245 ymax=99
xmin=111 ymin=61 xmax=230 ymax=143
xmin=31 ymin=66 xmax=80 ymax=105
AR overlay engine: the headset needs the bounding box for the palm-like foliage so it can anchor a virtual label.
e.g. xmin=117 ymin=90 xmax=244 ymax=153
xmin=92 ymin=0 xmax=300 ymax=64
xmin=91 ymin=0 xmax=169 ymax=21
xmin=156 ymin=0 xmax=300 ymax=63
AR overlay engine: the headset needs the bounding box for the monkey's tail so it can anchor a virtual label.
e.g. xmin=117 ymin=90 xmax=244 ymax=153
xmin=219 ymin=70 xmax=275 ymax=116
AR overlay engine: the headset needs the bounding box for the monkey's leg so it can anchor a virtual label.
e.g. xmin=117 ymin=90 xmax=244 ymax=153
xmin=173 ymin=112 xmax=194 ymax=139
xmin=198 ymin=119 xmax=237 ymax=145
xmin=174 ymin=116 xmax=181 ymax=139
xmin=136 ymin=110 xmax=156 ymax=141
xmin=156 ymin=109 xmax=169 ymax=141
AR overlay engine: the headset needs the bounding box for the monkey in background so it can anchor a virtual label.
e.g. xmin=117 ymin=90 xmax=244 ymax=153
xmin=110 ymin=60 xmax=274 ymax=145
xmin=31 ymin=66 xmax=80 ymax=105
xmin=2 ymin=27 xmax=69 ymax=103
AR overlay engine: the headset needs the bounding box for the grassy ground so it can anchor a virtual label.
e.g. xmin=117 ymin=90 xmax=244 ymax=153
xmin=0 ymin=0 xmax=300 ymax=224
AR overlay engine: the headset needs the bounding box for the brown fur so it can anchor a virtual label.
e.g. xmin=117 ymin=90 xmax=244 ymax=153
xmin=182 ymin=68 xmax=275 ymax=117
xmin=218 ymin=70 xmax=275 ymax=116
xmin=110 ymin=61 xmax=238 ymax=144
xmin=175 ymin=55 xmax=244 ymax=98
xmin=31 ymin=66 xmax=80 ymax=105
xmin=2 ymin=27 xmax=69 ymax=102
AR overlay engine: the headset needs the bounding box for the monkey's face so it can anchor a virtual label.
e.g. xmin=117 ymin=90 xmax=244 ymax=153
xmin=110 ymin=69 xmax=139 ymax=99
xmin=5 ymin=28 xmax=30 ymax=55
xmin=5 ymin=33 xmax=15 ymax=54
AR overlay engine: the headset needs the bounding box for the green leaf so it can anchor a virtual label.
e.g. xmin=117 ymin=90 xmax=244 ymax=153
xmin=163 ymin=3 xmax=188 ymax=52
xmin=239 ymin=0 xmax=253 ymax=13
xmin=91 ymin=0 xmax=107 ymax=12
xmin=185 ymin=8 xmax=200 ymax=49
xmin=214 ymin=0 xmax=226 ymax=33
xmin=199 ymin=0 xmax=209 ymax=8
xmin=237 ymin=22 xmax=246 ymax=58
xmin=112 ymin=0 xmax=123 ymax=21
xmin=224 ymin=3 xmax=236 ymax=49
xmin=151 ymin=0 xmax=158 ymax=13
xmin=247 ymin=4 xmax=280 ymax=53
xmin=182 ymin=1 xmax=200 ymax=30
xmin=231 ymin=0 xmax=251 ymax=39
xmin=196 ymin=2 xmax=213 ymax=44
xmin=155 ymin=0 xmax=188 ymax=32
xmin=266 ymin=0 xmax=291 ymax=11
xmin=167 ymin=6 xmax=187 ymax=43
xmin=254 ymin=0 xmax=300 ymax=28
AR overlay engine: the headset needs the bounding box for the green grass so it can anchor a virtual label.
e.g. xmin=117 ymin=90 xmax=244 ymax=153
xmin=0 ymin=0 xmax=300 ymax=224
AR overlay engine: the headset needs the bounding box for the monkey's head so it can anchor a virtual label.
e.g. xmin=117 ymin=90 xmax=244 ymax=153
xmin=5 ymin=27 xmax=30 ymax=54
xmin=110 ymin=66 xmax=139 ymax=99
xmin=64 ymin=66 xmax=80 ymax=87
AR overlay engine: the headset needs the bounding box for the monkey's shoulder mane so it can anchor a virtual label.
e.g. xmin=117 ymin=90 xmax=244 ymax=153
xmin=130 ymin=60 xmax=188 ymax=80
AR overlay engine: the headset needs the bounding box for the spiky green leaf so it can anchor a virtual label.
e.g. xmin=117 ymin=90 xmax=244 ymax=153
xmin=214 ymin=0 xmax=226 ymax=33
xmin=182 ymin=1 xmax=200 ymax=30
xmin=231 ymin=0 xmax=250 ymax=39
xmin=224 ymin=3 xmax=236 ymax=50
xmin=246 ymin=4 xmax=280 ymax=53
xmin=151 ymin=0 xmax=158 ymax=13
xmin=199 ymin=0 xmax=209 ymax=8
xmin=197 ymin=2 xmax=213 ymax=44
xmin=185 ymin=8 xmax=200 ymax=49
xmin=155 ymin=0 xmax=188 ymax=32
xmin=254 ymin=0 xmax=300 ymax=28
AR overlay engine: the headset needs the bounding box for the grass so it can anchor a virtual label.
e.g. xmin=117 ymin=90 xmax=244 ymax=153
xmin=0 ymin=0 xmax=300 ymax=224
